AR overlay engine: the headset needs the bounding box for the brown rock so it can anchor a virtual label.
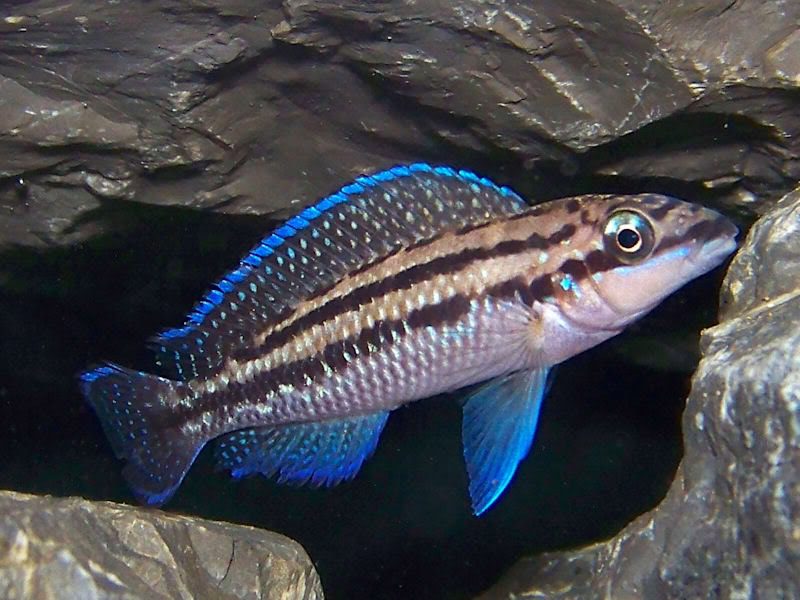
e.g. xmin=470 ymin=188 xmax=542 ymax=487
xmin=0 ymin=491 xmax=322 ymax=600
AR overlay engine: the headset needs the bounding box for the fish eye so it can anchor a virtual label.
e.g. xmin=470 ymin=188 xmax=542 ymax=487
xmin=603 ymin=210 xmax=655 ymax=262
xmin=617 ymin=226 xmax=642 ymax=252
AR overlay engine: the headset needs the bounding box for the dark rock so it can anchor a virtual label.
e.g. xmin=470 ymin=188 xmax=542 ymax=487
xmin=1 ymin=0 xmax=798 ymax=248
xmin=721 ymin=186 xmax=800 ymax=316
xmin=0 ymin=490 xmax=322 ymax=600
xmin=477 ymin=185 xmax=800 ymax=599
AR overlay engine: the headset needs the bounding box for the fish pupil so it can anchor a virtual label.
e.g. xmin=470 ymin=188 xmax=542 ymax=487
xmin=617 ymin=227 xmax=642 ymax=251
xmin=603 ymin=210 xmax=654 ymax=262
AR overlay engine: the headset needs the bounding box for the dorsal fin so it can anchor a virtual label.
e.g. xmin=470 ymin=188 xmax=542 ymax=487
xmin=152 ymin=163 xmax=527 ymax=379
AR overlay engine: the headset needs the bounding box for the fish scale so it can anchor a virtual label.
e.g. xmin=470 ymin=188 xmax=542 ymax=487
xmin=151 ymin=164 xmax=525 ymax=381
xmin=80 ymin=163 xmax=738 ymax=514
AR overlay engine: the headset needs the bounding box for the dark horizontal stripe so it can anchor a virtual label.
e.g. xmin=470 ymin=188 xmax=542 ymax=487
xmin=655 ymin=217 xmax=730 ymax=253
xmin=548 ymin=223 xmax=576 ymax=244
xmin=584 ymin=248 xmax=623 ymax=273
xmin=485 ymin=274 xmax=554 ymax=307
xmin=485 ymin=254 xmax=619 ymax=310
xmin=560 ymin=258 xmax=591 ymax=280
xmin=485 ymin=276 xmax=528 ymax=304
xmin=482 ymin=245 xmax=641 ymax=311
xmin=345 ymin=203 xmax=532 ymax=277
xmin=408 ymin=294 xmax=471 ymax=329
xmin=233 ymin=221 xmax=579 ymax=364
xmin=164 ymin=293 xmax=474 ymax=429
xmin=485 ymin=252 xmax=624 ymax=309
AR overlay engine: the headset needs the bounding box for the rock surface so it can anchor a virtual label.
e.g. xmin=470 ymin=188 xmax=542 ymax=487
xmin=0 ymin=491 xmax=322 ymax=600
xmin=1 ymin=0 xmax=798 ymax=248
xmin=477 ymin=184 xmax=800 ymax=599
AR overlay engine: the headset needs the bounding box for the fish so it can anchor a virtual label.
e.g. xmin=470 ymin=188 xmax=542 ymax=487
xmin=79 ymin=163 xmax=738 ymax=515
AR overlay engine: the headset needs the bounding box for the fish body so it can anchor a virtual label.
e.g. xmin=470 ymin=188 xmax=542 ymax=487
xmin=80 ymin=163 xmax=738 ymax=514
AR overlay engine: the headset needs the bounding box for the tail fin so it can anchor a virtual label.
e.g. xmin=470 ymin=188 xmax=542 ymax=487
xmin=79 ymin=363 xmax=204 ymax=506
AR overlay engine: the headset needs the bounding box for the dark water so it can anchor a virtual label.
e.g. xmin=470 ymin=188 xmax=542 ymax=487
xmin=0 ymin=196 xmax=730 ymax=600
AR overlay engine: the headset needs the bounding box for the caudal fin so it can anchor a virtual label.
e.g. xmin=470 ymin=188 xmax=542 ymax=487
xmin=79 ymin=363 xmax=204 ymax=506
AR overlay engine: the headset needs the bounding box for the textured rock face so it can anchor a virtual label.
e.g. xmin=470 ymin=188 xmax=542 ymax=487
xmin=0 ymin=491 xmax=322 ymax=600
xmin=477 ymin=185 xmax=800 ymax=600
xmin=0 ymin=0 xmax=798 ymax=248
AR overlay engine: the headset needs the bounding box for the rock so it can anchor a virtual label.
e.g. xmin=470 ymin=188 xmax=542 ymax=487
xmin=0 ymin=490 xmax=323 ymax=600
xmin=477 ymin=184 xmax=800 ymax=599
xmin=721 ymin=187 xmax=800 ymax=317
xmin=1 ymin=0 xmax=798 ymax=247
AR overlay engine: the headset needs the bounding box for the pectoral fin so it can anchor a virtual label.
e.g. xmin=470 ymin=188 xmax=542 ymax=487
xmin=461 ymin=368 xmax=550 ymax=516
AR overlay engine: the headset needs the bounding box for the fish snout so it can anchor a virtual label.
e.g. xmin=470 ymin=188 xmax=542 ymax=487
xmin=686 ymin=212 xmax=739 ymax=270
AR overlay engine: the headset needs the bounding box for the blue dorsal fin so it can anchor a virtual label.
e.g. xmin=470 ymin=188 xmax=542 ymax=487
xmin=461 ymin=367 xmax=550 ymax=516
xmin=152 ymin=163 xmax=527 ymax=379
xmin=214 ymin=412 xmax=390 ymax=487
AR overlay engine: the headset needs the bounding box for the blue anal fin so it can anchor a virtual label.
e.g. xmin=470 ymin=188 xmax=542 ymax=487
xmin=462 ymin=367 xmax=550 ymax=516
xmin=215 ymin=412 xmax=390 ymax=487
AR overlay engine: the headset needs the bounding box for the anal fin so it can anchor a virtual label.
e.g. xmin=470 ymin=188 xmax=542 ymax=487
xmin=215 ymin=412 xmax=389 ymax=487
xmin=462 ymin=368 xmax=550 ymax=516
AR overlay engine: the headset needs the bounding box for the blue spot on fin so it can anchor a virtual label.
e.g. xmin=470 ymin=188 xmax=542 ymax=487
xmin=78 ymin=363 xmax=204 ymax=506
xmin=461 ymin=367 xmax=550 ymax=516
xmin=153 ymin=164 xmax=528 ymax=380
xmin=214 ymin=411 xmax=390 ymax=487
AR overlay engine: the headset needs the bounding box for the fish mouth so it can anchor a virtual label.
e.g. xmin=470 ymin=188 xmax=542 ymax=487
xmin=687 ymin=217 xmax=739 ymax=271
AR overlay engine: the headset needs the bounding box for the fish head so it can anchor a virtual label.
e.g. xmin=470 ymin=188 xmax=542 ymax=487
xmin=538 ymin=194 xmax=738 ymax=362
xmin=587 ymin=194 xmax=737 ymax=323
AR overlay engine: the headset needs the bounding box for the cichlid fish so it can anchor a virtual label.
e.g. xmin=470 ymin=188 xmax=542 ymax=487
xmin=80 ymin=164 xmax=737 ymax=515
